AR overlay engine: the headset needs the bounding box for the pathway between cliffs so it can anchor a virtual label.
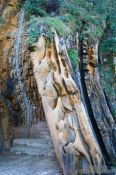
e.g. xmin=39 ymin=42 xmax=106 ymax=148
xmin=0 ymin=121 xmax=62 ymax=175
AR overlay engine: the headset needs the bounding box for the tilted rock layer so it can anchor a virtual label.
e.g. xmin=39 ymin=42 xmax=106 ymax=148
xmin=31 ymin=32 xmax=105 ymax=174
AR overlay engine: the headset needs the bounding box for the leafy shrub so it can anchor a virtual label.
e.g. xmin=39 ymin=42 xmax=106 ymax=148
xmin=68 ymin=49 xmax=78 ymax=69
xmin=60 ymin=1 xmax=104 ymax=39
xmin=101 ymin=38 xmax=116 ymax=54
xmin=99 ymin=57 xmax=116 ymax=117
xmin=24 ymin=0 xmax=48 ymax=20
xmin=59 ymin=14 xmax=77 ymax=32
xmin=99 ymin=62 xmax=116 ymax=119
xmin=27 ymin=16 xmax=71 ymax=45
xmin=24 ymin=0 xmax=62 ymax=20
xmin=44 ymin=17 xmax=71 ymax=35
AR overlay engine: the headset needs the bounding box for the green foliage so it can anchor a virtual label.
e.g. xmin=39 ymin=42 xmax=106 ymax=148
xmin=23 ymin=0 xmax=63 ymax=20
xmin=24 ymin=0 xmax=48 ymax=20
xmin=59 ymin=14 xmax=77 ymax=32
xmin=27 ymin=20 xmax=39 ymax=44
xmin=100 ymin=38 xmax=116 ymax=54
xmin=24 ymin=0 xmax=116 ymax=38
xmin=100 ymin=64 xmax=115 ymax=95
xmin=60 ymin=0 xmax=104 ymax=38
xmin=61 ymin=2 xmax=79 ymax=16
xmin=24 ymin=0 xmax=116 ymax=118
xmin=43 ymin=17 xmax=71 ymax=35
xmin=27 ymin=16 xmax=71 ymax=45
xmin=24 ymin=0 xmax=116 ymax=42
xmin=68 ymin=49 xmax=78 ymax=69
xmin=112 ymin=110 xmax=116 ymax=119
xmin=99 ymin=60 xmax=116 ymax=118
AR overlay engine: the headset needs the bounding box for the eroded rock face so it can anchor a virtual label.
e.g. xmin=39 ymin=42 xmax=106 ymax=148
xmin=0 ymin=114 xmax=4 ymax=153
xmin=78 ymin=29 xmax=116 ymax=164
xmin=0 ymin=7 xmax=18 ymax=150
xmin=0 ymin=0 xmax=18 ymax=21
xmin=31 ymin=32 xmax=105 ymax=174
xmin=0 ymin=7 xmax=45 ymax=151
xmin=0 ymin=2 xmax=115 ymax=173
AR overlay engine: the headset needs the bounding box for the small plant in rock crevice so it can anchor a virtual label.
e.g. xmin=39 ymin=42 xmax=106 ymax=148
xmin=27 ymin=16 xmax=72 ymax=45
xmin=68 ymin=48 xmax=78 ymax=69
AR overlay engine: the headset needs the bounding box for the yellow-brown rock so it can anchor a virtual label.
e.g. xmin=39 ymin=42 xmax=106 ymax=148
xmin=31 ymin=32 xmax=104 ymax=175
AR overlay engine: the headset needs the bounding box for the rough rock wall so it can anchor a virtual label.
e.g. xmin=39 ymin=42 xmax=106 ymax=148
xmin=31 ymin=31 xmax=105 ymax=175
xmin=0 ymin=6 xmax=18 ymax=149
xmin=8 ymin=10 xmax=45 ymax=126
xmin=0 ymin=2 xmax=115 ymax=172
xmin=78 ymin=29 xmax=116 ymax=164
xmin=0 ymin=4 xmax=45 ymax=151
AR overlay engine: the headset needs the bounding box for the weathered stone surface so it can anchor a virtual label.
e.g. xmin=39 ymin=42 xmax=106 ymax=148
xmin=0 ymin=5 xmax=45 ymax=152
xmin=78 ymin=28 xmax=116 ymax=164
xmin=7 ymin=121 xmax=62 ymax=175
xmin=0 ymin=154 xmax=62 ymax=175
xmin=0 ymin=2 xmax=115 ymax=174
xmin=31 ymin=31 xmax=104 ymax=175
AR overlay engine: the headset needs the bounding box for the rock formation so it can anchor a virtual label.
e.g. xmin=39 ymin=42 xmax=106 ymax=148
xmin=0 ymin=0 xmax=19 ymax=150
xmin=78 ymin=28 xmax=116 ymax=163
xmin=0 ymin=2 xmax=45 ymax=151
xmin=0 ymin=1 xmax=115 ymax=174
xmin=30 ymin=31 xmax=105 ymax=174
